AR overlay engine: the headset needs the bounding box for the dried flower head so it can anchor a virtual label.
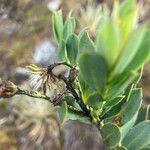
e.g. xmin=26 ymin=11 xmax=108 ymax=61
xmin=26 ymin=64 xmax=67 ymax=104
xmin=0 ymin=78 xmax=17 ymax=98
xmin=78 ymin=1 xmax=102 ymax=36
xmin=26 ymin=64 xmax=55 ymax=94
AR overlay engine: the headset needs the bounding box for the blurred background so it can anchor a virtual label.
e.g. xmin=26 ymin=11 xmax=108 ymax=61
xmin=0 ymin=0 xmax=149 ymax=149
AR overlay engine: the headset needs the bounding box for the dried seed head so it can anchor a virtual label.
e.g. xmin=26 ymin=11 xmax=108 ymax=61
xmin=26 ymin=64 xmax=67 ymax=102
xmin=26 ymin=64 xmax=52 ymax=91
xmin=0 ymin=79 xmax=17 ymax=98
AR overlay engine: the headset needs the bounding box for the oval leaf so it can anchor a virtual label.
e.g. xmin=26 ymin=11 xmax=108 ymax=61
xmin=78 ymin=52 xmax=107 ymax=94
xmin=63 ymin=17 xmax=76 ymax=40
xmin=66 ymin=34 xmax=78 ymax=64
xmin=58 ymin=40 xmax=66 ymax=61
xmin=112 ymin=26 xmax=146 ymax=78
xmin=101 ymin=123 xmax=121 ymax=148
xmin=96 ymin=19 xmax=120 ymax=67
xmin=119 ymin=0 xmax=137 ymax=44
xmin=125 ymin=29 xmax=150 ymax=72
xmin=52 ymin=10 xmax=63 ymax=44
xmin=122 ymin=121 xmax=150 ymax=150
xmin=87 ymin=92 xmax=103 ymax=110
xmin=104 ymin=96 xmax=125 ymax=108
xmin=120 ymin=88 xmax=142 ymax=124
xmin=79 ymin=30 xmax=95 ymax=52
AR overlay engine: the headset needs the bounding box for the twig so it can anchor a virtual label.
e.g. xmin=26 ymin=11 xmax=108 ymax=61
xmin=57 ymin=74 xmax=92 ymax=119
xmin=16 ymin=88 xmax=52 ymax=102
xmin=47 ymin=62 xmax=92 ymax=119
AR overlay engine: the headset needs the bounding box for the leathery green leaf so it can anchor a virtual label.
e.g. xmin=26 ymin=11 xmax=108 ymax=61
xmin=120 ymin=88 xmax=142 ymax=124
xmin=96 ymin=18 xmax=120 ymax=67
xmin=104 ymin=96 xmax=125 ymax=108
xmin=87 ymin=92 xmax=103 ymax=110
xmin=58 ymin=39 xmax=66 ymax=61
xmin=66 ymin=34 xmax=78 ymax=64
xmin=135 ymin=105 xmax=150 ymax=125
xmin=65 ymin=108 xmax=90 ymax=123
xmin=52 ymin=10 xmax=63 ymax=44
xmin=101 ymin=123 xmax=121 ymax=148
xmin=63 ymin=16 xmax=76 ymax=40
xmin=107 ymin=73 xmax=138 ymax=101
xmin=79 ymin=30 xmax=95 ymax=52
xmin=78 ymin=52 xmax=107 ymax=94
xmin=122 ymin=121 xmax=150 ymax=150
xmin=119 ymin=0 xmax=137 ymax=44
xmin=121 ymin=111 xmax=138 ymax=140
xmin=111 ymin=25 xmax=146 ymax=78
xmin=125 ymin=29 xmax=150 ymax=72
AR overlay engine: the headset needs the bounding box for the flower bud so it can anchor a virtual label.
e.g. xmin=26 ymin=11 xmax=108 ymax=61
xmin=0 ymin=79 xmax=18 ymax=98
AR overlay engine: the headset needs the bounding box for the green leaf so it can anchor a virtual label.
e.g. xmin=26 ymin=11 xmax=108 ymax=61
xmin=66 ymin=34 xmax=78 ymax=64
xmin=52 ymin=10 xmax=63 ymax=44
xmin=135 ymin=105 xmax=150 ymax=125
xmin=65 ymin=95 xmax=81 ymax=111
xmin=78 ymin=52 xmax=107 ymax=94
xmin=101 ymin=123 xmax=121 ymax=148
xmin=58 ymin=101 xmax=68 ymax=124
xmin=120 ymin=88 xmax=142 ymax=124
xmin=125 ymin=29 xmax=150 ymax=72
xmin=123 ymin=83 xmax=134 ymax=102
xmin=65 ymin=108 xmax=90 ymax=123
xmin=87 ymin=92 xmax=103 ymax=110
xmin=104 ymin=96 xmax=125 ymax=108
xmin=79 ymin=30 xmax=95 ymax=52
xmin=119 ymin=0 xmax=137 ymax=44
xmin=57 ymin=39 xmax=66 ymax=60
xmin=96 ymin=19 xmax=120 ymax=67
xmin=111 ymin=26 xmax=146 ymax=77
xmin=107 ymin=73 xmax=138 ymax=101
xmin=78 ymin=74 xmax=96 ymax=104
xmin=122 ymin=121 xmax=150 ymax=150
xmin=121 ymin=111 xmax=138 ymax=140
xmin=103 ymin=102 xmax=122 ymax=121
xmin=63 ymin=16 xmax=76 ymax=40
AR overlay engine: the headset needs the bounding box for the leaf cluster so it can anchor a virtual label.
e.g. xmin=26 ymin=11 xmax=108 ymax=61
xmin=52 ymin=0 xmax=150 ymax=149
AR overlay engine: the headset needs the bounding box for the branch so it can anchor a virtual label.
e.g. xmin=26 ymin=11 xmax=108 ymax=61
xmin=46 ymin=62 xmax=92 ymax=119
xmin=57 ymin=74 xmax=92 ymax=119
xmin=16 ymin=88 xmax=52 ymax=102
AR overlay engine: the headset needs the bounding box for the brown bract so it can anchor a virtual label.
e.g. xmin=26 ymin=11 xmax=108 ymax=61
xmin=68 ymin=66 xmax=79 ymax=83
xmin=0 ymin=78 xmax=17 ymax=98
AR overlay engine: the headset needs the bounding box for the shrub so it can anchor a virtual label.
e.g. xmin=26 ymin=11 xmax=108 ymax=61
xmin=0 ymin=0 xmax=150 ymax=149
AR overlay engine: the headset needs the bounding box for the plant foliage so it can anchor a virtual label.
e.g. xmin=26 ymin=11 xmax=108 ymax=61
xmin=52 ymin=0 xmax=150 ymax=149
xmin=0 ymin=0 xmax=149 ymax=149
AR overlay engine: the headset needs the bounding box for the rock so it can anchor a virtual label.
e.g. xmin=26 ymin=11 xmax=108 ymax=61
xmin=62 ymin=120 xmax=105 ymax=150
